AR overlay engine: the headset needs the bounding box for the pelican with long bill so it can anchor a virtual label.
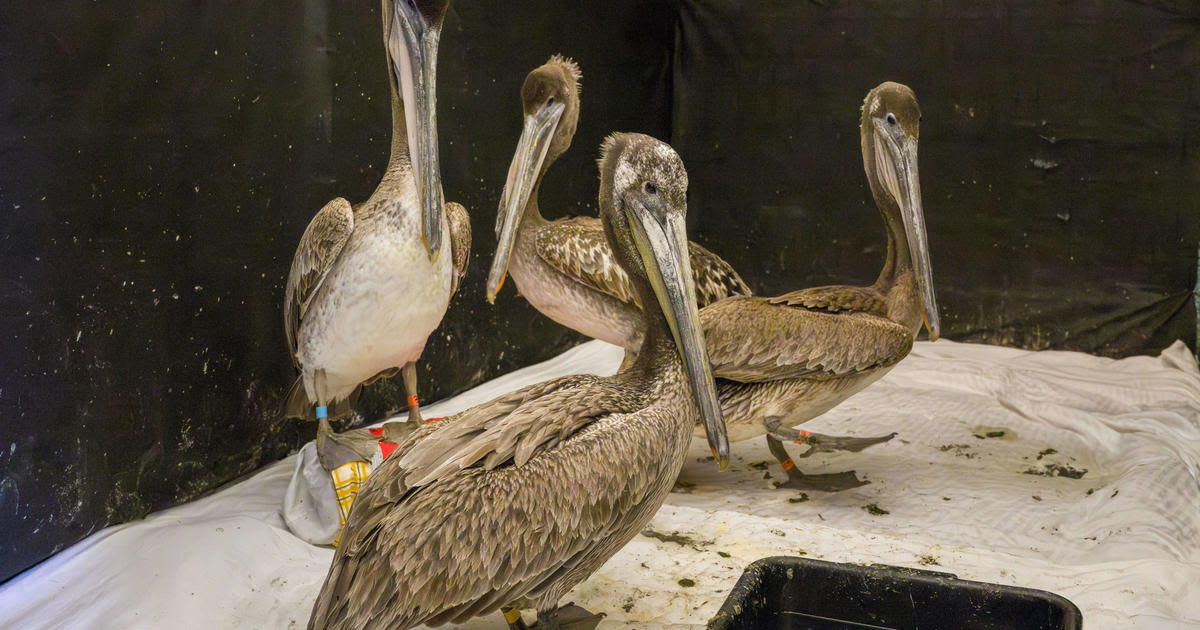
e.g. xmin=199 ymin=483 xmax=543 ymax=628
xmin=308 ymin=133 xmax=728 ymax=630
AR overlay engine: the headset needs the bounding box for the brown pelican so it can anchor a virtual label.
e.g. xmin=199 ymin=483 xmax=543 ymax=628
xmin=486 ymin=56 xmax=750 ymax=357
xmin=308 ymin=133 xmax=729 ymax=630
xmin=698 ymin=82 xmax=939 ymax=492
xmin=283 ymin=0 xmax=470 ymax=471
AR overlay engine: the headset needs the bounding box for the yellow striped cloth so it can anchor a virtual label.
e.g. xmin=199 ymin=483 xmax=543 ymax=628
xmin=329 ymin=461 xmax=371 ymax=547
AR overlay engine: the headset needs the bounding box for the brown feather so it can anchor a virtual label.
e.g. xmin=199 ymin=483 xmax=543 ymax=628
xmin=534 ymin=216 xmax=750 ymax=310
xmin=702 ymin=296 xmax=913 ymax=383
xmin=284 ymin=197 xmax=354 ymax=370
xmin=767 ymin=284 xmax=889 ymax=316
xmin=446 ymin=201 xmax=472 ymax=297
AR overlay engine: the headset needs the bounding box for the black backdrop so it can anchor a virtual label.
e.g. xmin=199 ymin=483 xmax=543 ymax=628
xmin=1 ymin=0 xmax=1196 ymax=582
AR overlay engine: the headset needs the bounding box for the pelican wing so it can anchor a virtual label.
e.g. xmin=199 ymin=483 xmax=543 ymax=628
xmin=767 ymin=284 xmax=888 ymax=316
xmin=535 ymin=216 xmax=751 ymax=308
xmin=686 ymin=239 xmax=754 ymax=305
xmin=535 ymin=217 xmax=638 ymax=305
xmin=446 ymin=201 xmax=472 ymax=296
xmin=334 ymin=374 xmax=622 ymax=546
xmin=284 ymin=197 xmax=354 ymax=367
xmin=702 ymin=296 xmax=912 ymax=382
xmin=312 ymin=375 xmax=663 ymax=630
xmin=396 ymin=374 xmax=644 ymax=487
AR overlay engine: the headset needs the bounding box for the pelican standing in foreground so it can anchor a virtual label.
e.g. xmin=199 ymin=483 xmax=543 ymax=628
xmin=487 ymin=56 xmax=750 ymax=358
xmin=283 ymin=0 xmax=470 ymax=491
xmin=698 ymin=82 xmax=939 ymax=491
xmin=308 ymin=133 xmax=729 ymax=630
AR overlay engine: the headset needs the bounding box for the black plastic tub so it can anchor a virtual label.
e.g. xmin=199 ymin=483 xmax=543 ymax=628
xmin=708 ymin=556 xmax=1082 ymax=630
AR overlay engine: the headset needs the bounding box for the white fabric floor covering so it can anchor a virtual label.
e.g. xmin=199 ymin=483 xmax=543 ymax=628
xmin=2 ymin=339 xmax=1199 ymax=629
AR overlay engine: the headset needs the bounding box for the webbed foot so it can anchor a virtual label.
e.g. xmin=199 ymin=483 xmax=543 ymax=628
xmin=800 ymin=431 xmax=897 ymax=455
xmin=315 ymin=418 xmax=379 ymax=470
xmin=776 ymin=468 xmax=871 ymax=492
xmin=764 ymin=429 xmax=883 ymax=493
xmin=536 ymin=602 xmax=606 ymax=630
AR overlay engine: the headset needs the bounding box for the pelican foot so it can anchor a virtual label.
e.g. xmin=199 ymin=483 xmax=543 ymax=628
xmin=776 ymin=469 xmax=871 ymax=493
xmin=801 ymin=431 xmax=898 ymax=456
xmin=535 ymin=602 xmax=606 ymax=630
xmin=379 ymin=419 xmax=421 ymax=444
xmin=763 ymin=418 xmax=896 ymax=457
xmin=315 ymin=418 xmax=380 ymax=470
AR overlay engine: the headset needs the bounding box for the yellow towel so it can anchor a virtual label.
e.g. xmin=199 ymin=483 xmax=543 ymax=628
xmin=328 ymin=461 xmax=370 ymax=547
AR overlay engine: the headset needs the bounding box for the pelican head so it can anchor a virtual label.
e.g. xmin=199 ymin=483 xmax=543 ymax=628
xmin=862 ymin=82 xmax=940 ymax=340
xmin=487 ymin=55 xmax=583 ymax=302
xmin=598 ymin=133 xmax=730 ymax=469
xmin=382 ymin=0 xmax=450 ymax=259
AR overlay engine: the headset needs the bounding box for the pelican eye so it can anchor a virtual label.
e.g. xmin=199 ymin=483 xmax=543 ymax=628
xmin=547 ymin=95 xmax=555 ymax=105
xmin=886 ymin=113 xmax=897 ymax=126
xmin=644 ymin=181 xmax=658 ymax=194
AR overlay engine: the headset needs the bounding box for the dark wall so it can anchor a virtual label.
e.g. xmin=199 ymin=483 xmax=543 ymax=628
xmin=674 ymin=0 xmax=1200 ymax=355
xmin=0 ymin=0 xmax=676 ymax=582
xmin=2 ymin=0 xmax=1197 ymax=583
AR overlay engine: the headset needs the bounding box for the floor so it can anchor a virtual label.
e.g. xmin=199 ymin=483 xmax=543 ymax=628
xmin=2 ymin=339 xmax=1199 ymax=629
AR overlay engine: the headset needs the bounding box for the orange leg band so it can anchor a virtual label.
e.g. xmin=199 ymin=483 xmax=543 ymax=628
xmin=406 ymin=394 xmax=419 ymax=408
xmin=781 ymin=458 xmax=796 ymax=471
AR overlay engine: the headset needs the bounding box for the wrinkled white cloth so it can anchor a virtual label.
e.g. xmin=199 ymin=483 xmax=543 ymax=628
xmin=282 ymin=442 xmax=342 ymax=546
xmin=1 ymin=339 xmax=1198 ymax=629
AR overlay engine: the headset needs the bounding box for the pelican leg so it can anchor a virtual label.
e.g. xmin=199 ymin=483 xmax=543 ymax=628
xmin=401 ymin=361 xmax=424 ymax=424
xmin=535 ymin=602 xmax=606 ymax=630
xmin=313 ymin=369 xmax=347 ymax=470
xmin=763 ymin=418 xmax=895 ymax=492
xmin=765 ymin=436 xmax=869 ymax=492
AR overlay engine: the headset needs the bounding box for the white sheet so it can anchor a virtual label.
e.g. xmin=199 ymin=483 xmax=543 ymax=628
xmin=2 ymin=339 xmax=1198 ymax=629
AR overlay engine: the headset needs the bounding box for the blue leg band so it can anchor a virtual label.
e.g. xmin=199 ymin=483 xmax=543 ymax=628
xmin=316 ymin=405 xmax=328 ymax=419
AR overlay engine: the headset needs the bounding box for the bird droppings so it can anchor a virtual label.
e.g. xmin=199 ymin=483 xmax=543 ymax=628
xmin=1037 ymin=448 xmax=1058 ymax=460
xmin=788 ymin=493 xmax=810 ymax=503
xmin=918 ymin=554 xmax=940 ymax=566
xmin=1023 ymin=463 xmax=1088 ymax=479
xmin=641 ymin=529 xmax=711 ymax=552
xmin=1032 ymin=495 xmax=1043 ymax=501
xmin=677 ymin=578 xmax=695 ymax=588
xmin=971 ymin=425 xmax=1016 ymax=441
xmin=716 ymin=551 xmax=731 ymax=558
xmin=862 ymin=503 xmax=890 ymax=516
xmin=939 ymin=443 xmax=976 ymax=458
xmin=747 ymin=461 xmax=770 ymax=470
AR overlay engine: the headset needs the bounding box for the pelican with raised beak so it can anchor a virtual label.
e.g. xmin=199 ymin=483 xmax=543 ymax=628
xmin=282 ymin=0 xmax=470 ymax=505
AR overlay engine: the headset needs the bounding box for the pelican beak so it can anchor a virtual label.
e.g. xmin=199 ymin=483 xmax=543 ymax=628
xmin=386 ymin=0 xmax=444 ymax=260
xmin=486 ymin=100 xmax=566 ymax=303
xmin=874 ymin=124 xmax=940 ymax=340
xmin=624 ymin=194 xmax=730 ymax=469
